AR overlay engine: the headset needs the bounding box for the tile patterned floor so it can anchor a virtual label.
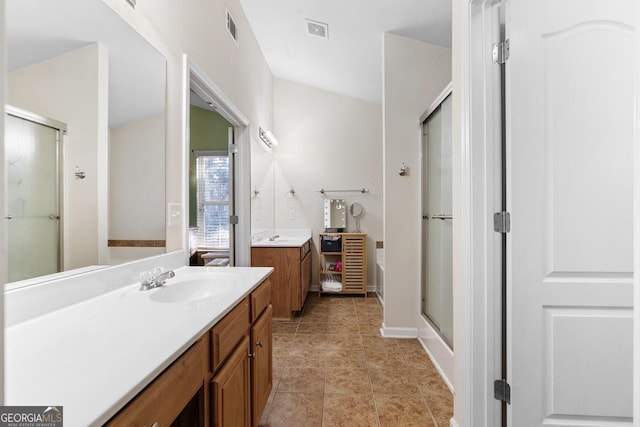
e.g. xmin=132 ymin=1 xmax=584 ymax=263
xmin=259 ymin=294 xmax=454 ymax=427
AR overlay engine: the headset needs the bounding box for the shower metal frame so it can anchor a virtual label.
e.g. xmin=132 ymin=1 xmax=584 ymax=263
xmin=5 ymin=105 xmax=67 ymax=273
xmin=419 ymin=83 xmax=454 ymax=349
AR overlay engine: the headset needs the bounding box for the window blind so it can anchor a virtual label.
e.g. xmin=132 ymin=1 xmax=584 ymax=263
xmin=196 ymin=154 xmax=230 ymax=249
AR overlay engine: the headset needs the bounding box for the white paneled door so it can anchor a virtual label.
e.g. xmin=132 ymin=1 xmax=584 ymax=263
xmin=508 ymin=0 xmax=634 ymax=425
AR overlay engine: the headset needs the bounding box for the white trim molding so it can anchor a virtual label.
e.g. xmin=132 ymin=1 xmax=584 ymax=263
xmin=182 ymin=55 xmax=252 ymax=267
xmin=379 ymin=323 xmax=418 ymax=338
xmin=454 ymin=0 xmax=505 ymax=426
xmin=418 ymin=316 xmax=454 ymax=390
xmin=0 ymin=0 xmax=6 ymax=405
xmin=634 ymin=0 xmax=640 ymax=423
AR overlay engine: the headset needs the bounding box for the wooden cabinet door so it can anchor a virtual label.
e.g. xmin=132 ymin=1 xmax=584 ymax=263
xmin=250 ymin=305 xmax=273 ymax=427
xmin=300 ymin=252 xmax=311 ymax=308
xmin=251 ymin=247 xmax=300 ymax=319
xmin=343 ymin=234 xmax=367 ymax=293
xmin=212 ymin=336 xmax=251 ymax=427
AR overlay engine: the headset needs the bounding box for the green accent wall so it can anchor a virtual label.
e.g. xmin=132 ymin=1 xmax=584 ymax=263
xmin=189 ymin=105 xmax=231 ymax=226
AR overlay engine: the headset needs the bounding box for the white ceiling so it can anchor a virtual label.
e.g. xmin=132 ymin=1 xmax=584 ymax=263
xmin=6 ymin=0 xmax=165 ymax=128
xmin=238 ymin=0 xmax=452 ymax=104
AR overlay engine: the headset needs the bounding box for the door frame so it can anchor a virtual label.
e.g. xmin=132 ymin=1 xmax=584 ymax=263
xmin=634 ymin=3 xmax=640 ymax=424
xmin=456 ymin=1 xmax=640 ymax=426
xmin=181 ymin=55 xmax=251 ymax=266
xmin=454 ymin=0 xmax=507 ymax=426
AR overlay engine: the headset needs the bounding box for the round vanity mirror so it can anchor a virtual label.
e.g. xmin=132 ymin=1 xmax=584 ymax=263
xmin=349 ymin=202 xmax=364 ymax=232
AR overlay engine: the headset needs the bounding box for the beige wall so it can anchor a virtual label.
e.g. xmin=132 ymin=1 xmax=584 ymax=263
xmin=382 ymin=33 xmax=451 ymax=329
xmin=273 ymin=78 xmax=383 ymax=289
xmin=109 ymin=114 xmax=166 ymax=241
xmin=8 ymin=44 xmax=109 ymax=269
xmin=102 ymin=0 xmax=274 ymax=253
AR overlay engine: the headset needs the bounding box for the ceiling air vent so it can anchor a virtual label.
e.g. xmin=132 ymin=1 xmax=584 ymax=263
xmin=305 ymin=19 xmax=329 ymax=39
xmin=226 ymin=9 xmax=238 ymax=45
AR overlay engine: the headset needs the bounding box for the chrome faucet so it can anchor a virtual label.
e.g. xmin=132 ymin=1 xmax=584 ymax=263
xmin=268 ymin=234 xmax=280 ymax=241
xmin=139 ymin=268 xmax=175 ymax=291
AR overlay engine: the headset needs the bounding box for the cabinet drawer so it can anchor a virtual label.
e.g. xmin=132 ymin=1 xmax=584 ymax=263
xmin=106 ymin=339 xmax=204 ymax=426
xmin=212 ymin=297 xmax=250 ymax=372
xmin=250 ymin=278 xmax=271 ymax=322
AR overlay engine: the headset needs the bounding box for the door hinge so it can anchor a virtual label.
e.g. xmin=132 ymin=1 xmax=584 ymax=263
xmin=494 ymin=379 xmax=511 ymax=404
xmin=492 ymin=39 xmax=510 ymax=64
xmin=230 ymin=215 xmax=239 ymax=225
xmin=494 ymin=212 xmax=511 ymax=233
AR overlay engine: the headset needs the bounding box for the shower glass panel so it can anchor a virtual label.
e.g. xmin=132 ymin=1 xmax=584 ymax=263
xmin=5 ymin=114 xmax=60 ymax=282
xmin=421 ymin=93 xmax=453 ymax=349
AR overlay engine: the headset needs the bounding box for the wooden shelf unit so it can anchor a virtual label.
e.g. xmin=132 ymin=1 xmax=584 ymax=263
xmin=319 ymin=233 xmax=367 ymax=296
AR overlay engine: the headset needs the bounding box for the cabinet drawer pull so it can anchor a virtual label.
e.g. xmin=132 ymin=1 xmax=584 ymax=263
xmin=248 ymin=351 xmax=256 ymax=359
xmin=151 ymin=421 xmax=160 ymax=427
xmin=257 ymin=341 xmax=264 ymax=348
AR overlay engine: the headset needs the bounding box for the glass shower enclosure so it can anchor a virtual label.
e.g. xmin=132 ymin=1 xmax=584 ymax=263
xmin=421 ymin=92 xmax=453 ymax=349
xmin=5 ymin=108 xmax=64 ymax=282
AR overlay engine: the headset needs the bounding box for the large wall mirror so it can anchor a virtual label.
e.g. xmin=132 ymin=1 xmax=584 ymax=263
xmin=250 ymin=134 xmax=275 ymax=234
xmin=5 ymin=0 xmax=167 ymax=285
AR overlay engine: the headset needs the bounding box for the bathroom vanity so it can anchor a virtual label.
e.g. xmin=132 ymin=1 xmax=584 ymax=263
xmin=251 ymin=232 xmax=312 ymax=319
xmin=107 ymin=278 xmax=272 ymax=426
xmin=4 ymin=253 xmax=273 ymax=426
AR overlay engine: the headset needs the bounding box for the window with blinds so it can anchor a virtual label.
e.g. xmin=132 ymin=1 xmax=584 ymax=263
xmin=196 ymin=153 xmax=230 ymax=249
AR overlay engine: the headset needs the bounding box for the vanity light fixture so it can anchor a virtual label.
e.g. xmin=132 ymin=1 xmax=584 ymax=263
xmin=259 ymin=127 xmax=279 ymax=148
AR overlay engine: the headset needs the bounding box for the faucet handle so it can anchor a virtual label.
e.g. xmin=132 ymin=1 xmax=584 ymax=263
xmin=139 ymin=271 xmax=154 ymax=290
xmin=139 ymin=271 xmax=153 ymax=284
xmin=152 ymin=267 xmax=164 ymax=278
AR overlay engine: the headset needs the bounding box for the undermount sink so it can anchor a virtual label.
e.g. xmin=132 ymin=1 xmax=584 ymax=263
xmin=268 ymin=239 xmax=298 ymax=244
xmin=252 ymin=238 xmax=304 ymax=247
xmin=149 ymin=274 xmax=241 ymax=303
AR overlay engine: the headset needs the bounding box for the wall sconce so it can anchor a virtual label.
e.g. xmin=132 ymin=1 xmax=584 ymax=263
xmin=285 ymin=187 xmax=297 ymax=199
xmin=259 ymin=127 xmax=279 ymax=148
xmin=75 ymin=166 xmax=86 ymax=179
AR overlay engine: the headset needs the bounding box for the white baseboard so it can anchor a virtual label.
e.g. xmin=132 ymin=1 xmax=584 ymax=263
xmin=417 ymin=337 xmax=454 ymax=393
xmin=379 ymin=323 xmax=418 ymax=338
xmin=310 ymin=285 xmax=379 ymax=293
xmin=375 ymin=292 xmax=384 ymax=306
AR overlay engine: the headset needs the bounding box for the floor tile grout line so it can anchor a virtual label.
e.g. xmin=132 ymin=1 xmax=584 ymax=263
xmin=269 ymin=296 xmax=448 ymax=426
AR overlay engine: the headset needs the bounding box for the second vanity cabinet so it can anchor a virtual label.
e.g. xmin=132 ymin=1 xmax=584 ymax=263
xmin=106 ymin=277 xmax=272 ymax=427
xmin=251 ymin=240 xmax=311 ymax=319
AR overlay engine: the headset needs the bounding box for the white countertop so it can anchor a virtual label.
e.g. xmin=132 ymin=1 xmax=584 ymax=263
xmin=5 ymin=266 xmax=273 ymax=427
xmin=251 ymin=236 xmax=311 ymax=247
xmin=251 ymin=228 xmax=312 ymax=248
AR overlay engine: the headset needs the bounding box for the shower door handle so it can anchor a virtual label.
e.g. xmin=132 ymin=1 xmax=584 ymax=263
xmin=431 ymin=214 xmax=453 ymax=220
